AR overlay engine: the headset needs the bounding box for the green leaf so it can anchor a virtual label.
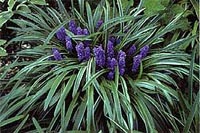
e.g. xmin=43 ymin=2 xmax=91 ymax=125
xmin=121 ymin=0 xmax=133 ymax=10
xmin=188 ymin=45 xmax=196 ymax=104
xmin=83 ymin=69 xmax=108 ymax=90
xmin=183 ymin=91 xmax=199 ymax=133
xmin=86 ymin=2 xmax=94 ymax=33
xmin=54 ymin=74 xmax=76 ymax=116
xmin=29 ymin=0 xmax=47 ymax=5
xmin=190 ymin=0 xmax=199 ymax=18
xmin=32 ymin=117 xmax=44 ymax=133
xmin=44 ymin=72 xmax=68 ymax=110
xmin=116 ymin=0 xmax=123 ymax=31
xmin=16 ymin=3 xmax=31 ymax=13
xmin=57 ymin=0 xmax=70 ymax=18
xmin=14 ymin=115 xmax=29 ymax=133
xmin=86 ymin=86 xmax=94 ymax=131
xmin=161 ymin=0 xmax=169 ymax=6
xmin=63 ymin=93 xmax=79 ymax=131
xmin=0 ymin=97 xmax=31 ymax=122
xmin=164 ymin=35 xmax=196 ymax=50
xmin=8 ymin=0 xmax=16 ymax=10
xmin=78 ymin=0 xmax=85 ymax=17
xmin=73 ymin=96 xmax=87 ymax=129
xmin=143 ymin=0 xmax=165 ymax=16
xmin=0 ymin=115 xmax=24 ymax=127
xmin=0 ymin=39 xmax=6 ymax=46
xmin=0 ymin=11 xmax=13 ymax=28
xmin=134 ymin=94 xmax=156 ymax=132
xmin=73 ymin=66 xmax=86 ymax=97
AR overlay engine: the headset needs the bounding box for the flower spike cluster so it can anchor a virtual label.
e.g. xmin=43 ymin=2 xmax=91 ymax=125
xmin=53 ymin=19 xmax=150 ymax=80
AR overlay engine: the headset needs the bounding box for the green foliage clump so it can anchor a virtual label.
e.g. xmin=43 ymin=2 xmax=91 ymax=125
xmin=0 ymin=0 xmax=199 ymax=132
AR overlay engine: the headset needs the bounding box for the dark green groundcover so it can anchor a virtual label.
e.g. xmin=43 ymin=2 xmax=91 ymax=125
xmin=0 ymin=0 xmax=199 ymax=132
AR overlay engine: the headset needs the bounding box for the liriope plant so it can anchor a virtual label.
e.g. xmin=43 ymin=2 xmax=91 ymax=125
xmin=0 ymin=0 xmax=199 ymax=132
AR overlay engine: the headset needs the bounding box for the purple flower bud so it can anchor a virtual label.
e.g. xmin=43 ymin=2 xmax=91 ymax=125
xmin=127 ymin=45 xmax=136 ymax=56
xmin=119 ymin=68 xmax=125 ymax=76
xmin=83 ymin=28 xmax=89 ymax=35
xmin=84 ymin=40 xmax=91 ymax=47
xmin=65 ymin=36 xmax=71 ymax=41
xmin=69 ymin=20 xmax=77 ymax=34
xmin=56 ymin=27 xmax=66 ymax=42
xmin=118 ymin=50 xmax=126 ymax=68
xmin=52 ymin=48 xmax=62 ymax=61
xmin=140 ymin=45 xmax=149 ymax=58
xmin=109 ymin=36 xmax=115 ymax=43
xmin=69 ymin=20 xmax=76 ymax=27
xmin=66 ymin=40 xmax=73 ymax=51
xmin=75 ymin=42 xmax=85 ymax=61
xmin=84 ymin=47 xmax=90 ymax=61
xmin=118 ymin=50 xmax=126 ymax=76
xmin=96 ymin=20 xmax=103 ymax=29
xmin=107 ymin=40 xmax=114 ymax=58
xmin=93 ymin=45 xmax=106 ymax=67
xmin=76 ymin=27 xmax=83 ymax=35
xmin=132 ymin=54 xmax=142 ymax=72
xmin=116 ymin=38 xmax=121 ymax=45
xmin=107 ymin=71 xmax=114 ymax=80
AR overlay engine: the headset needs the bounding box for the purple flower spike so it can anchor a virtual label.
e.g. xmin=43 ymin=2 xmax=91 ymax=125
xmin=107 ymin=71 xmax=114 ymax=80
xmin=52 ymin=48 xmax=62 ymax=61
xmin=69 ymin=20 xmax=77 ymax=34
xmin=66 ymin=40 xmax=73 ymax=51
xmin=140 ymin=45 xmax=149 ymax=58
xmin=84 ymin=47 xmax=90 ymax=61
xmin=132 ymin=54 xmax=142 ymax=72
xmin=96 ymin=20 xmax=103 ymax=29
xmin=107 ymin=40 xmax=114 ymax=58
xmin=83 ymin=28 xmax=89 ymax=35
xmin=118 ymin=50 xmax=126 ymax=76
xmin=56 ymin=27 xmax=66 ymax=42
xmin=76 ymin=27 xmax=83 ymax=35
xmin=127 ymin=45 xmax=136 ymax=56
xmin=75 ymin=42 xmax=85 ymax=61
xmin=93 ymin=45 xmax=106 ymax=67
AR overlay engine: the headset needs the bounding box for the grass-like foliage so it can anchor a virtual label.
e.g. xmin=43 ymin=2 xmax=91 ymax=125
xmin=0 ymin=0 xmax=199 ymax=132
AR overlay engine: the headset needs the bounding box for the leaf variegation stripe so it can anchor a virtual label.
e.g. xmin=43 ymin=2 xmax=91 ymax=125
xmin=73 ymin=66 xmax=86 ymax=97
xmin=86 ymin=2 xmax=94 ymax=33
